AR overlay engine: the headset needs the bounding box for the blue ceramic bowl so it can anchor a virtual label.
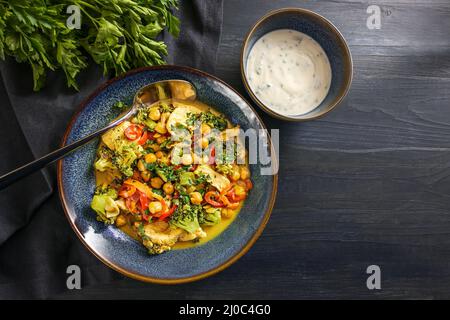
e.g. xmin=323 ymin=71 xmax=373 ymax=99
xmin=57 ymin=66 xmax=278 ymax=284
xmin=241 ymin=8 xmax=353 ymax=121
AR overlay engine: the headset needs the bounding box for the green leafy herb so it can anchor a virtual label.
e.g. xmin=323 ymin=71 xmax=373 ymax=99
xmin=145 ymin=162 xmax=180 ymax=182
xmin=0 ymin=0 xmax=180 ymax=91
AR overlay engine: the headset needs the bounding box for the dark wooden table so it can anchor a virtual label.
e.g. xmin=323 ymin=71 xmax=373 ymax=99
xmin=58 ymin=0 xmax=450 ymax=299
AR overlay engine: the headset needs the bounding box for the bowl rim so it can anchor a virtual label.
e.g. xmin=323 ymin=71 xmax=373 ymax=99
xmin=57 ymin=65 xmax=278 ymax=284
xmin=240 ymin=7 xmax=353 ymax=122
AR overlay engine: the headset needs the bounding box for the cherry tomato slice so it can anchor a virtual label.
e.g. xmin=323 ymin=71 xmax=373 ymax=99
xmin=124 ymin=124 xmax=143 ymax=141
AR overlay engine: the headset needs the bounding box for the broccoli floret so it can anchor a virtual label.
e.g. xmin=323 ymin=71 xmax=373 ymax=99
xmin=200 ymin=206 xmax=222 ymax=226
xmin=169 ymin=203 xmax=202 ymax=233
xmin=159 ymin=101 xmax=174 ymax=113
xmin=94 ymin=146 xmax=117 ymax=172
xmin=94 ymin=186 xmax=118 ymax=198
xmin=132 ymin=108 xmax=157 ymax=130
xmin=91 ymin=195 xmax=120 ymax=224
xmin=179 ymin=171 xmax=195 ymax=186
xmin=112 ymin=141 xmax=139 ymax=177
xmin=95 ymin=158 xmax=116 ymax=172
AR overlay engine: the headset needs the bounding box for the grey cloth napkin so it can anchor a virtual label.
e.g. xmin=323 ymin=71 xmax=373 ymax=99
xmin=0 ymin=0 xmax=224 ymax=299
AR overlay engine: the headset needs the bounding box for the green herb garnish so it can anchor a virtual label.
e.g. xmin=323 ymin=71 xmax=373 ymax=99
xmin=0 ymin=0 xmax=180 ymax=91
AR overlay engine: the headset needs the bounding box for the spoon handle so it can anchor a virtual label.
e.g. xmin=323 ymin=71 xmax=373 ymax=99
xmin=0 ymin=79 xmax=197 ymax=191
xmin=0 ymin=116 xmax=126 ymax=190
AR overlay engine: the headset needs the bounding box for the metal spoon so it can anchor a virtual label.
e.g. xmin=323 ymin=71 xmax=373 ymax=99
xmin=0 ymin=79 xmax=197 ymax=190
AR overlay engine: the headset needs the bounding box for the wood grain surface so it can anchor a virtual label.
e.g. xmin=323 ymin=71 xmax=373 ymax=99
xmin=57 ymin=0 xmax=450 ymax=299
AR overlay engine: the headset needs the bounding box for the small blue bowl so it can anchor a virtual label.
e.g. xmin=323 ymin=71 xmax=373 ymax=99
xmin=241 ymin=8 xmax=353 ymax=121
xmin=57 ymin=66 xmax=278 ymax=284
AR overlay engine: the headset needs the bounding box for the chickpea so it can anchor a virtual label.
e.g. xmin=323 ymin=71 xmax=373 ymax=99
xmin=160 ymin=156 xmax=170 ymax=165
xmin=145 ymin=153 xmax=157 ymax=163
xmin=155 ymin=122 xmax=167 ymax=134
xmin=149 ymin=107 xmax=161 ymax=121
xmin=187 ymin=185 xmax=196 ymax=194
xmin=156 ymin=136 xmax=167 ymax=145
xmin=240 ymin=166 xmax=250 ymax=180
xmin=236 ymin=179 xmax=247 ymax=189
xmin=141 ymin=170 xmax=151 ymax=182
xmin=190 ymin=191 xmax=203 ymax=205
xmin=150 ymin=143 xmax=161 ymax=152
xmin=163 ymin=182 xmax=174 ymax=195
xmin=234 ymin=185 xmax=246 ymax=197
xmin=161 ymin=112 xmax=170 ymax=123
xmin=221 ymin=208 xmax=233 ymax=219
xmin=200 ymin=137 xmax=209 ymax=149
xmin=137 ymin=159 xmax=146 ymax=172
xmin=230 ymin=166 xmax=241 ymax=181
xmin=115 ymin=215 xmax=127 ymax=227
xmin=181 ymin=153 xmax=193 ymax=166
xmin=151 ymin=177 xmax=164 ymax=189
xmin=201 ymin=123 xmax=211 ymax=134
xmin=155 ymin=151 xmax=164 ymax=159
xmin=148 ymin=201 xmax=163 ymax=214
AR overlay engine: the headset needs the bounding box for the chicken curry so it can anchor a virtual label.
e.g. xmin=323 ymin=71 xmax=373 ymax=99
xmin=91 ymin=97 xmax=252 ymax=255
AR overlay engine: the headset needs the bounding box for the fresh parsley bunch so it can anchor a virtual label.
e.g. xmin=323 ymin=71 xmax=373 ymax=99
xmin=0 ymin=0 xmax=180 ymax=91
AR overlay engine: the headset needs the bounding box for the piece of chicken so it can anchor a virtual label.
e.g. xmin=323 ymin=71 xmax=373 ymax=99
xmin=179 ymin=227 xmax=207 ymax=242
xmin=140 ymin=221 xmax=206 ymax=254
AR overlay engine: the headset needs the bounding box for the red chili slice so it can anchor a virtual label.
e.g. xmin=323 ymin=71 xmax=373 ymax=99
xmin=137 ymin=130 xmax=149 ymax=145
xmin=204 ymin=191 xmax=224 ymax=207
xmin=138 ymin=192 xmax=149 ymax=212
xmin=147 ymin=132 xmax=155 ymax=141
xmin=207 ymin=146 xmax=216 ymax=165
xmin=227 ymin=201 xmax=240 ymax=209
xmin=158 ymin=205 xmax=178 ymax=221
xmin=119 ymin=184 xmax=136 ymax=198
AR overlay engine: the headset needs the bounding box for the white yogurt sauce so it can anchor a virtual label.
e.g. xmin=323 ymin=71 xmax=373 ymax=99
xmin=246 ymin=29 xmax=332 ymax=116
